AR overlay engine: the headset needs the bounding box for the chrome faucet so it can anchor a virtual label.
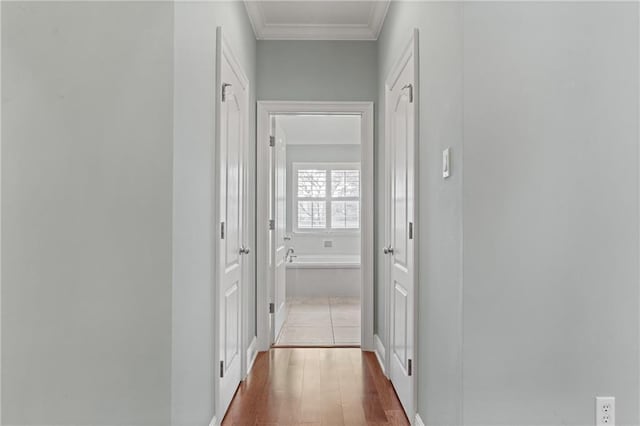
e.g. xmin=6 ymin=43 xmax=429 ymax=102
xmin=286 ymin=248 xmax=296 ymax=263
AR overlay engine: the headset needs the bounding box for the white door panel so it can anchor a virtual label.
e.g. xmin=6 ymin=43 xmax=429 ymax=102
xmin=224 ymin=283 xmax=240 ymax=365
xmin=272 ymin=120 xmax=288 ymax=341
xmin=386 ymin=34 xmax=416 ymax=420
xmin=218 ymin=45 xmax=248 ymax=416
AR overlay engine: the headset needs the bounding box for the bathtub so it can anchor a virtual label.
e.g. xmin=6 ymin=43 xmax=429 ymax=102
xmin=286 ymin=254 xmax=361 ymax=269
xmin=285 ymin=254 xmax=361 ymax=297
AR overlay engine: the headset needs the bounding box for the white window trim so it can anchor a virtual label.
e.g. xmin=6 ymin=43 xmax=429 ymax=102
xmin=292 ymin=162 xmax=361 ymax=234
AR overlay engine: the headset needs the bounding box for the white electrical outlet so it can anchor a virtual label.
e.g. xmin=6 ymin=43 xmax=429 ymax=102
xmin=596 ymin=397 xmax=615 ymax=426
xmin=323 ymin=240 xmax=333 ymax=248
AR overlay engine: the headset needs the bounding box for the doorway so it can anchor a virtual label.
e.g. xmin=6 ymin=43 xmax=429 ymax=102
xmin=256 ymin=102 xmax=374 ymax=352
xmin=274 ymin=114 xmax=362 ymax=346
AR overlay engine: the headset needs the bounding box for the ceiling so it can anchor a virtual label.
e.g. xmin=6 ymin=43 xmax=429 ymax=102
xmin=244 ymin=1 xmax=390 ymax=40
xmin=276 ymin=115 xmax=361 ymax=145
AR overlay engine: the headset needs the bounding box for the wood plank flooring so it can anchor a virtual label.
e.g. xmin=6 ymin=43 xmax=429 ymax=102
xmin=221 ymin=348 xmax=409 ymax=426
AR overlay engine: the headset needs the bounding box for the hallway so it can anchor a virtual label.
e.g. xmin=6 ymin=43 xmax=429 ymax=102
xmin=221 ymin=349 xmax=409 ymax=425
xmin=3 ymin=1 xmax=639 ymax=425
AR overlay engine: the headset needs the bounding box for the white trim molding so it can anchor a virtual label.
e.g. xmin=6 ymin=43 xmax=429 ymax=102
xmin=0 ymin=3 xmax=3 ymax=423
xmin=414 ymin=413 xmax=425 ymax=426
xmin=246 ymin=336 xmax=258 ymax=376
xmin=244 ymin=1 xmax=389 ymax=40
xmin=374 ymin=334 xmax=387 ymax=376
xmin=256 ymin=101 xmax=375 ymax=352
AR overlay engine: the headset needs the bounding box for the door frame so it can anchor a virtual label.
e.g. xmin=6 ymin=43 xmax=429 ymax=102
xmin=214 ymin=27 xmax=251 ymax=423
xmin=382 ymin=28 xmax=419 ymax=421
xmin=256 ymin=101 xmax=375 ymax=352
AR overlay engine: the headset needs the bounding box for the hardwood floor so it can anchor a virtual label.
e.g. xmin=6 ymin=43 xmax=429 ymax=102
xmin=221 ymin=348 xmax=409 ymax=426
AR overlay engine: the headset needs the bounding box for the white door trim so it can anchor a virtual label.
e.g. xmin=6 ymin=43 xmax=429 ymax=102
xmin=256 ymin=101 xmax=375 ymax=352
xmin=0 ymin=5 xmax=4 ymax=422
xmin=383 ymin=29 xmax=419 ymax=421
xmin=214 ymin=27 xmax=251 ymax=420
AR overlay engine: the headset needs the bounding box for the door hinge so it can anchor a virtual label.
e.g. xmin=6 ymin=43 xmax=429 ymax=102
xmin=221 ymin=83 xmax=232 ymax=102
xmin=402 ymin=83 xmax=414 ymax=103
xmin=269 ymin=302 xmax=275 ymax=314
xmin=220 ymin=221 xmax=225 ymax=239
xmin=220 ymin=360 xmax=224 ymax=378
xmin=408 ymin=359 xmax=413 ymax=376
xmin=269 ymin=219 xmax=275 ymax=230
xmin=269 ymin=136 xmax=275 ymax=147
xmin=409 ymin=222 xmax=414 ymax=240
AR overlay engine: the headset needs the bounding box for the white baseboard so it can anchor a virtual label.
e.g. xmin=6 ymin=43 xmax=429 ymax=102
xmin=414 ymin=413 xmax=425 ymax=426
xmin=373 ymin=334 xmax=386 ymax=375
xmin=246 ymin=336 xmax=258 ymax=375
xmin=209 ymin=415 xmax=218 ymax=426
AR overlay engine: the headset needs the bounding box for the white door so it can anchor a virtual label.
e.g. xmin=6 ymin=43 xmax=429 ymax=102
xmin=271 ymin=119 xmax=288 ymax=342
xmin=385 ymin=35 xmax=416 ymax=420
xmin=218 ymin=45 xmax=249 ymax=415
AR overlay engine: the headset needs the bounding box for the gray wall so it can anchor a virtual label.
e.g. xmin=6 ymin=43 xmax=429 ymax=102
xmin=377 ymin=2 xmax=464 ymax=425
xmin=2 ymin=2 xmax=174 ymax=425
xmin=462 ymin=3 xmax=639 ymax=425
xmin=172 ymin=2 xmax=256 ymax=425
xmin=380 ymin=1 xmax=640 ymax=425
xmin=256 ymin=40 xmax=377 ymax=102
xmin=1 ymin=2 xmax=257 ymax=424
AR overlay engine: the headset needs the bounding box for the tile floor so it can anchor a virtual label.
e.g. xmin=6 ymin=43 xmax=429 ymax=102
xmin=275 ymin=297 xmax=361 ymax=346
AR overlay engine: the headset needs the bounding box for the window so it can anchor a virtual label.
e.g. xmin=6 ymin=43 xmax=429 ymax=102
xmin=294 ymin=163 xmax=360 ymax=232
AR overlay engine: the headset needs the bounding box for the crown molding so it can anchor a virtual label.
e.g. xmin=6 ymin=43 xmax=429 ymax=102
xmin=367 ymin=0 xmax=389 ymax=39
xmin=244 ymin=1 xmax=390 ymax=41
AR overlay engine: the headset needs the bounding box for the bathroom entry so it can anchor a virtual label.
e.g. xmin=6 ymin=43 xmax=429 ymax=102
xmin=271 ymin=114 xmax=362 ymax=347
xmin=256 ymin=102 xmax=374 ymax=353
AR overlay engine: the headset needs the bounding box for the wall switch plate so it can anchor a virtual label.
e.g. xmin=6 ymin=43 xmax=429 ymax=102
xmin=596 ymin=397 xmax=615 ymax=426
xmin=442 ymin=148 xmax=451 ymax=179
xmin=323 ymin=240 xmax=333 ymax=248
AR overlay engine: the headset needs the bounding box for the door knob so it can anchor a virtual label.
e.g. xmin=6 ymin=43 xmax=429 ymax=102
xmin=239 ymin=246 xmax=251 ymax=255
xmin=383 ymin=246 xmax=394 ymax=255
